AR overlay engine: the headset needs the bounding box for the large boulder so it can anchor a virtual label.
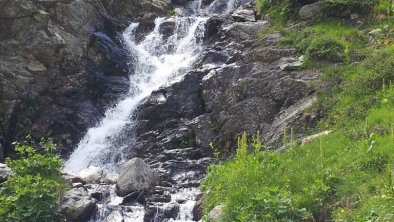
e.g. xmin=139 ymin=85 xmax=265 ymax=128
xmin=299 ymin=2 xmax=323 ymax=19
xmin=60 ymin=187 xmax=97 ymax=222
xmin=116 ymin=158 xmax=160 ymax=196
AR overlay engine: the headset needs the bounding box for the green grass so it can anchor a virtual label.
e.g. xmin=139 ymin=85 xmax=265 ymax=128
xmin=202 ymin=129 xmax=394 ymax=221
xmin=201 ymin=3 xmax=394 ymax=222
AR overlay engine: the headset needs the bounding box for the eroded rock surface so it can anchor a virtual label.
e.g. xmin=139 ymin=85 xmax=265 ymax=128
xmin=0 ymin=0 xmax=170 ymax=159
xmin=116 ymin=157 xmax=160 ymax=197
xmin=60 ymin=187 xmax=97 ymax=221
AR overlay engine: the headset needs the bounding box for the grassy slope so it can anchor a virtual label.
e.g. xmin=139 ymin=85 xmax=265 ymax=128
xmin=201 ymin=1 xmax=394 ymax=221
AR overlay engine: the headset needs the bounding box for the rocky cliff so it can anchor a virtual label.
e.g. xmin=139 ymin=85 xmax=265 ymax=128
xmin=0 ymin=0 xmax=170 ymax=159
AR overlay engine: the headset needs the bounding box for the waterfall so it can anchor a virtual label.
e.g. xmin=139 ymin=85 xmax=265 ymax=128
xmin=64 ymin=0 xmax=249 ymax=173
xmin=64 ymin=0 xmax=251 ymax=221
xmin=65 ymin=16 xmax=207 ymax=173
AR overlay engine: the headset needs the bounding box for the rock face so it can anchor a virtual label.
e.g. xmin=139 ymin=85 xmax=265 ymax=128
xmin=116 ymin=158 xmax=160 ymax=196
xmin=0 ymin=0 xmax=170 ymax=159
xmin=60 ymin=187 xmax=97 ymax=221
xmin=0 ymin=163 xmax=11 ymax=183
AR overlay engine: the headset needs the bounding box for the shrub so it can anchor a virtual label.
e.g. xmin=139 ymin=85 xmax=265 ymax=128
xmin=0 ymin=138 xmax=65 ymax=222
xmin=306 ymin=36 xmax=346 ymax=62
xmin=257 ymin=0 xmax=302 ymax=23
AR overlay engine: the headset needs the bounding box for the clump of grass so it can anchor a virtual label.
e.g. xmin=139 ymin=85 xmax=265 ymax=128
xmin=306 ymin=35 xmax=346 ymax=62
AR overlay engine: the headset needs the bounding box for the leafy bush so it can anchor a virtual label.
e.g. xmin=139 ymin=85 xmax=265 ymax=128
xmin=0 ymin=138 xmax=65 ymax=222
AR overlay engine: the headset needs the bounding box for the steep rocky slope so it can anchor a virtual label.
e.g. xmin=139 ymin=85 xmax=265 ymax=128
xmin=0 ymin=0 xmax=170 ymax=159
xmin=1 ymin=0 xmax=321 ymax=220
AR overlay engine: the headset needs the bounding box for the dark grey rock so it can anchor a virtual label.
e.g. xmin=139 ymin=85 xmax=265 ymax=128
xmin=60 ymin=187 xmax=97 ymax=222
xmin=224 ymin=21 xmax=270 ymax=41
xmin=116 ymin=158 xmax=160 ymax=196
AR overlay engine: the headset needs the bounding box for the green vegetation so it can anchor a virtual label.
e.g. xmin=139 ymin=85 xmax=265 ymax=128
xmin=167 ymin=9 xmax=176 ymax=17
xmin=202 ymin=1 xmax=394 ymax=221
xmin=256 ymin=0 xmax=374 ymax=24
xmin=0 ymin=137 xmax=65 ymax=222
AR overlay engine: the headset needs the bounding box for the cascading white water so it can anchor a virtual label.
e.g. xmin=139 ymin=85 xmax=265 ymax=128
xmin=65 ymin=16 xmax=207 ymax=173
xmin=65 ymin=0 xmax=250 ymax=221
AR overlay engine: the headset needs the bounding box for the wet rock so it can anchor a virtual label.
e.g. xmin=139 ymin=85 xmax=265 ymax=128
xmin=159 ymin=20 xmax=176 ymax=40
xmin=197 ymin=50 xmax=230 ymax=66
xmin=204 ymin=15 xmax=226 ymax=42
xmin=103 ymin=210 xmax=123 ymax=222
xmin=172 ymin=0 xmax=194 ymax=6
xmin=116 ymin=158 xmax=160 ymax=197
xmin=144 ymin=204 xmax=178 ymax=222
xmin=0 ymin=163 xmax=11 ymax=183
xmin=201 ymin=0 xmax=215 ymax=6
xmin=76 ymin=166 xmax=103 ymax=184
xmin=138 ymin=71 xmax=206 ymax=128
xmin=60 ymin=187 xmax=97 ymax=222
xmin=192 ymin=194 xmax=204 ymax=221
xmin=299 ymin=2 xmax=323 ymax=19
xmin=207 ymin=205 xmax=224 ymax=222
xmin=91 ymin=32 xmax=129 ymax=77
xmin=135 ymin=13 xmax=158 ymax=42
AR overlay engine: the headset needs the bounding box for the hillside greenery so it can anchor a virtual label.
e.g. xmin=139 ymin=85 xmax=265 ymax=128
xmin=201 ymin=0 xmax=394 ymax=221
xmin=0 ymin=137 xmax=65 ymax=222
